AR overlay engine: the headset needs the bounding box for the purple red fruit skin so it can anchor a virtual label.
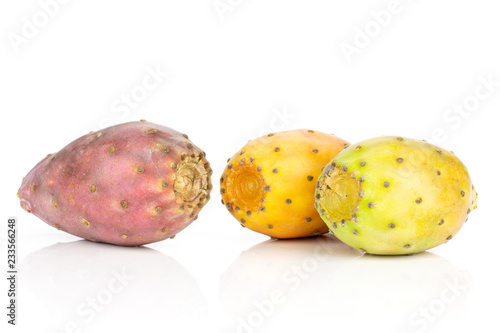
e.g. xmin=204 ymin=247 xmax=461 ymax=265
xmin=18 ymin=121 xmax=212 ymax=246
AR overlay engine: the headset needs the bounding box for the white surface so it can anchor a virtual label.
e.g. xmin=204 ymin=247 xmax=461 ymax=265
xmin=1 ymin=1 xmax=498 ymax=332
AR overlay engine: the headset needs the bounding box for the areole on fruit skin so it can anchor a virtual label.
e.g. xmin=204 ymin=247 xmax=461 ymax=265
xmin=18 ymin=120 xmax=212 ymax=246
xmin=220 ymin=129 xmax=350 ymax=239
xmin=314 ymin=136 xmax=477 ymax=255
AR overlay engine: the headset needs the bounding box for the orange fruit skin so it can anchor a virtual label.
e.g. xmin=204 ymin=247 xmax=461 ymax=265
xmin=220 ymin=129 xmax=349 ymax=238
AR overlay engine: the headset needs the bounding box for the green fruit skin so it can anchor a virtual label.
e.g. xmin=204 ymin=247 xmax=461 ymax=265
xmin=315 ymin=136 xmax=477 ymax=255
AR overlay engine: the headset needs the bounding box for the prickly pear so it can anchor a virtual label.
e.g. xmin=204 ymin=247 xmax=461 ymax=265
xmin=18 ymin=120 xmax=212 ymax=246
xmin=220 ymin=129 xmax=349 ymax=238
xmin=315 ymin=136 xmax=477 ymax=255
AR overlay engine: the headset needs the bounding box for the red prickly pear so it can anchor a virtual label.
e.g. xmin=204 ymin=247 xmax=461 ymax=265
xmin=18 ymin=121 xmax=212 ymax=246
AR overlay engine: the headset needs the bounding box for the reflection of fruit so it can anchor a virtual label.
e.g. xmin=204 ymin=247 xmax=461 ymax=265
xmin=219 ymin=237 xmax=470 ymax=332
xmin=21 ymin=241 xmax=207 ymax=332
xmin=322 ymin=253 xmax=472 ymax=332
xmin=220 ymin=129 xmax=349 ymax=238
xmin=315 ymin=136 xmax=477 ymax=255
xmin=219 ymin=235 xmax=361 ymax=318
xmin=18 ymin=120 xmax=212 ymax=246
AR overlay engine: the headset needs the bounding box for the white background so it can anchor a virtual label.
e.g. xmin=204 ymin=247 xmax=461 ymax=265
xmin=1 ymin=1 xmax=499 ymax=332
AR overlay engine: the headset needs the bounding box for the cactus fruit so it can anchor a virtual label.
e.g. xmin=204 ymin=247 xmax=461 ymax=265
xmin=220 ymin=129 xmax=350 ymax=238
xmin=315 ymin=136 xmax=477 ymax=255
xmin=18 ymin=121 xmax=212 ymax=246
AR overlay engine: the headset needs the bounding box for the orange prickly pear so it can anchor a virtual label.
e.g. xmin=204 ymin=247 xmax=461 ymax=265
xmin=220 ymin=129 xmax=349 ymax=238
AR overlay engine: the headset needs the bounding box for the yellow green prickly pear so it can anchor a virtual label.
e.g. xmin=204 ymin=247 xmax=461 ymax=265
xmin=315 ymin=136 xmax=477 ymax=255
xmin=220 ymin=129 xmax=349 ymax=238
